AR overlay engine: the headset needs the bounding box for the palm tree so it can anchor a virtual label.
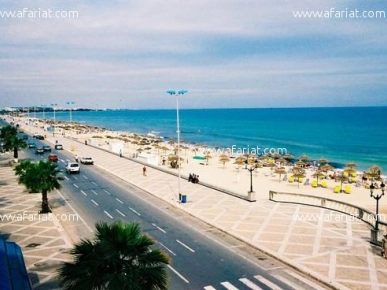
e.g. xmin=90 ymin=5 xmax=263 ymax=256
xmin=15 ymin=160 xmax=63 ymax=213
xmin=57 ymin=221 xmax=170 ymax=290
xmin=0 ymin=125 xmax=27 ymax=162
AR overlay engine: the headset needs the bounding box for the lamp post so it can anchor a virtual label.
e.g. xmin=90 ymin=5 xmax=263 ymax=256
xmin=41 ymin=105 xmax=46 ymax=119
xmin=167 ymin=90 xmax=188 ymax=201
xmin=370 ymin=180 xmax=385 ymax=244
xmin=247 ymin=163 xmax=257 ymax=193
xmin=51 ymin=103 xmax=58 ymax=122
xmin=66 ymin=101 xmax=75 ymax=122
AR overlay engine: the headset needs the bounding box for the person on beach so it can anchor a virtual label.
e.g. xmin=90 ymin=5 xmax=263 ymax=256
xmin=143 ymin=166 xmax=147 ymax=176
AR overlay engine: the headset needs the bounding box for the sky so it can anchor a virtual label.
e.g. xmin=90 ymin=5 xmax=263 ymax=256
xmin=1 ymin=0 xmax=386 ymax=109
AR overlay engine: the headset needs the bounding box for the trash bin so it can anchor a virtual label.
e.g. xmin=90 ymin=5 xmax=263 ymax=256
xmin=181 ymin=195 xmax=187 ymax=203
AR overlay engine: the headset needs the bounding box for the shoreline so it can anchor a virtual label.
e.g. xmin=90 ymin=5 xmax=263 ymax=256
xmin=6 ymin=115 xmax=387 ymax=215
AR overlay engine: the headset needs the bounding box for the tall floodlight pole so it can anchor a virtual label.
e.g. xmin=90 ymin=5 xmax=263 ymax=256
xmin=167 ymin=90 xmax=188 ymax=201
xmin=41 ymin=105 xmax=46 ymax=119
xmin=66 ymin=101 xmax=75 ymax=122
xmin=51 ymin=103 xmax=58 ymax=122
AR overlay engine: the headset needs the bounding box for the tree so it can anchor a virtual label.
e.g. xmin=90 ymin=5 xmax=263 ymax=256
xmin=15 ymin=160 xmax=63 ymax=213
xmin=0 ymin=125 xmax=27 ymax=162
xmin=57 ymin=221 xmax=170 ymax=290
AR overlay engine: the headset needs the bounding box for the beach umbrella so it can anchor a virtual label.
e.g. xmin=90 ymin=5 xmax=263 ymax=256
xmin=283 ymin=153 xmax=294 ymax=160
xmin=276 ymin=157 xmax=287 ymax=166
xmin=320 ymin=163 xmax=334 ymax=173
xmin=204 ymin=153 xmax=212 ymax=165
xmin=337 ymin=173 xmax=348 ymax=192
xmin=274 ymin=167 xmax=287 ymax=183
xmin=343 ymin=167 xmax=358 ymax=181
xmin=219 ymin=154 xmax=230 ymax=168
xmin=270 ymin=152 xmax=281 ymax=159
xmin=291 ymin=168 xmax=306 ymax=188
xmin=295 ymin=160 xmax=305 ymax=167
xmin=346 ymin=162 xmax=357 ymax=169
xmin=318 ymin=158 xmax=329 ymax=165
xmin=312 ymin=170 xmax=326 ymax=186
xmin=136 ymin=148 xmax=144 ymax=153
xmin=299 ymin=154 xmax=309 ymax=162
xmin=366 ymin=165 xmax=382 ymax=180
xmin=233 ymin=156 xmax=246 ymax=171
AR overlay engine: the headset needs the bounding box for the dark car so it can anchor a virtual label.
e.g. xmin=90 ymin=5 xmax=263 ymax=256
xmin=28 ymin=142 xmax=36 ymax=148
xmin=22 ymin=134 xmax=29 ymax=140
xmin=42 ymin=145 xmax=51 ymax=152
xmin=48 ymin=154 xmax=58 ymax=162
xmin=54 ymin=144 xmax=63 ymax=150
xmin=34 ymin=135 xmax=44 ymax=140
xmin=35 ymin=147 xmax=44 ymax=154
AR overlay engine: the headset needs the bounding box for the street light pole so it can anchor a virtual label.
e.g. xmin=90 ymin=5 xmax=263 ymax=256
xmin=167 ymin=90 xmax=188 ymax=201
xmin=370 ymin=181 xmax=385 ymax=231
xmin=51 ymin=103 xmax=58 ymax=122
xmin=247 ymin=164 xmax=256 ymax=193
xmin=66 ymin=101 xmax=75 ymax=122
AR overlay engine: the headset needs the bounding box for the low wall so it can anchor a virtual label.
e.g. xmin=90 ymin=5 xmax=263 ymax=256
xmin=269 ymin=190 xmax=387 ymax=239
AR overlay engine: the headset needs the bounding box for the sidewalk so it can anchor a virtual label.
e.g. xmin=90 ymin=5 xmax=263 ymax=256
xmin=0 ymin=152 xmax=77 ymax=289
xmin=49 ymin=134 xmax=387 ymax=290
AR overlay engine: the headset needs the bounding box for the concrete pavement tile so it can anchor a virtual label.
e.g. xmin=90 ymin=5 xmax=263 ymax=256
xmin=301 ymin=253 xmax=331 ymax=264
xmin=336 ymin=266 xmax=372 ymax=281
xmin=283 ymin=244 xmax=314 ymax=255
xmin=258 ymin=241 xmax=282 ymax=251
xmin=233 ymin=230 xmax=257 ymax=240
xmin=259 ymin=232 xmax=286 ymax=241
xmin=292 ymin=226 xmax=318 ymax=235
xmin=336 ymin=253 xmax=369 ymax=267
xmin=299 ymin=263 xmax=330 ymax=277
xmin=264 ymin=225 xmax=291 ymax=233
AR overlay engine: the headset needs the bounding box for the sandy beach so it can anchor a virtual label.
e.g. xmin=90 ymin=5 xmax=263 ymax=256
xmin=9 ymin=115 xmax=387 ymax=216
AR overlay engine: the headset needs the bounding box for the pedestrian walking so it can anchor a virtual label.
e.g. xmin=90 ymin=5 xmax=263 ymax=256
xmin=143 ymin=166 xmax=147 ymax=176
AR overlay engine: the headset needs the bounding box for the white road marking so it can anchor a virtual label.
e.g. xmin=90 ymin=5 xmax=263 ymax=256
xmin=129 ymin=207 xmax=140 ymax=216
xmin=80 ymin=190 xmax=87 ymax=196
xmin=167 ymin=265 xmax=189 ymax=284
xmin=204 ymin=287 xmax=216 ymax=290
xmin=91 ymin=181 xmax=98 ymax=186
xmin=283 ymin=270 xmax=327 ymax=290
xmin=254 ymin=275 xmax=283 ymax=290
xmin=73 ymin=184 xmax=78 ymax=188
xmin=83 ymin=175 xmax=88 ymax=179
xmin=158 ymin=242 xmax=176 ymax=256
xmin=116 ymin=209 xmax=125 ymax=217
xmin=63 ymin=176 xmax=69 ymax=181
xmin=55 ymin=190 xmax=93 ymax=233
xmin=91 ymin=190 xmax=98 ymax=195
xmin=176 ymin=240 xmax=195 ymax=252
xmin=91 ymin=199 xmax=99 ymax=206
xmin=104 ymin=210 xmax=113 ymax=219
xmin=152 ymin=223 xmax=166 ymax=234
xmin=104 ymin=190 xmax=111 ymax=195
xmin=115 ymin=198 xmax=123 ymax=204
xmin=272 ymin=274 xmax=308 ymax=290
xmin=220 ymin=281 xmax=238 ymax=289
xmin=239 ymin=278 xmax=263 ymax=289
xmin=73 ymin=176 xmax=78 ymax=180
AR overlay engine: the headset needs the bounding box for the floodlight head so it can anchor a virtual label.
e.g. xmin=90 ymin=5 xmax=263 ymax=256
xmin=166 ymin=90 xmax=176 ymax=95
xmin=178 ymin=90 xmax=188 ymax=95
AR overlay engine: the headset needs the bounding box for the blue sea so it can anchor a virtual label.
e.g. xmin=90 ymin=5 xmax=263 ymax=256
xmin=36 ymin=107 xmax=387 ymax=171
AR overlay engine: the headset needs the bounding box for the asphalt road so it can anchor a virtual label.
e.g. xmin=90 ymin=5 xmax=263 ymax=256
xmin=19 ymin=133 xmax=330 ymax=290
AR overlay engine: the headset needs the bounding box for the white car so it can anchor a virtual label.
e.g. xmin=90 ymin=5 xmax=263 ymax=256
xmin=66 ymin=162 xmax=80 ymax=174
xmin=80 ymin=157 xmax=94 ymax=165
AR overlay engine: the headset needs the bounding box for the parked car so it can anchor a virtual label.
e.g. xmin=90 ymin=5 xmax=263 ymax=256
xmin=42 ymin=145 xmax=51 ymax=152
xmin=80 ymin=157 xmax=94 ymax=165
xmin=35 ymin=147 xmax=44 ymax=154
xmin=22 ymin=134 xmax=28 ymax=140
xmin=54 ymin=144 xmax=63 ymax=150
xmin=66 ymin=162 xmax=80 ymax=174
xmin=28 ymin=142 xmax=36 ymax=148
xmin=48 ymin=154 xmax=58 ymax=162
